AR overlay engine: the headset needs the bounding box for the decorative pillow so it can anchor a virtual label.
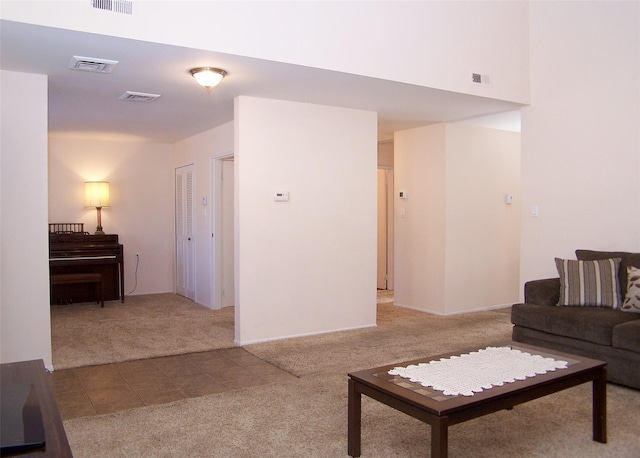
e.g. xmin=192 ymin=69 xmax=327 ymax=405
xmin=622 ymin=266 xmax=640 ymax=313
xmin=575 ymin=249 xmax=640 ymax=296
xmin=555 ymin=257 xmax=622 ymax=308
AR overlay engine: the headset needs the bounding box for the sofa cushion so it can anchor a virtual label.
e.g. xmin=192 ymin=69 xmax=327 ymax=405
xmin=612 ymin=320 xmax=640 ymax=353
xmin=575 ymin=249 xmax=640 ymax=297
xmin=555 ymin=257 xmax=622 ymax=308
xmin=622 ymin=266 xmax=640 ymax=313
xmin=511 ymin=303 xmax=639 ymax=346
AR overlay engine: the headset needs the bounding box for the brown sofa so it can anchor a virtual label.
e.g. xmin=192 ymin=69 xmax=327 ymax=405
xmin=511 ymin=250 xmax=640 ymax=390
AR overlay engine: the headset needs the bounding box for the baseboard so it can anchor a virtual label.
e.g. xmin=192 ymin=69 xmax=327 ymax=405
xmin=235 ymin=322 xmax=377 ymax=346
xmin=392 ymin=302 xmax=513 ymax=317
xmin=126 ymin=290 xmax=174 ymax=297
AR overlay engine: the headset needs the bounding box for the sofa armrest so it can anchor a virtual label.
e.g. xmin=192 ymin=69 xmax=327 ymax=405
xmin=524 ymin=278 xmax=560 ymax=306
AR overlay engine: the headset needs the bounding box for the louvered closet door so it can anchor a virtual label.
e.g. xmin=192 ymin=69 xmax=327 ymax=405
xmin=175 ymin=164 xmax=196 ymax=300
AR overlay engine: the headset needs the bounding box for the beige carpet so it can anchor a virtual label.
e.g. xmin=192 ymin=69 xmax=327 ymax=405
xmin=63 ymin=302 xmax=640 ymax=457
xmin=51 ymin=293 xmax=235 ymax=369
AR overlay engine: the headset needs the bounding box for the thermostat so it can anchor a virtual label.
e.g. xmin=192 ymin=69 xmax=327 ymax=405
xmin=274 ymin=191 xmax=289 ymax=202
xmin=398 ymin=190 xmax=408 ymax=200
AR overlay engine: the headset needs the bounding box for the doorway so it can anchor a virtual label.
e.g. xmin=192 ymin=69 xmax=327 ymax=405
xmin=377 ymin=167 xmax=394 ymax=290
xmin=211 ymin=154 xmax=235 ymax=310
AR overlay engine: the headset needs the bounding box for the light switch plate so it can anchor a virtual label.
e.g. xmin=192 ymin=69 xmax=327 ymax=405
xmin=274 ymin=191 xmax=289 ymax=202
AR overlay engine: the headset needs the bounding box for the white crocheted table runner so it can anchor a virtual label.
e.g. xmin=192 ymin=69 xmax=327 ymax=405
xmin=388 ymin=346 xmax=568 ymax=397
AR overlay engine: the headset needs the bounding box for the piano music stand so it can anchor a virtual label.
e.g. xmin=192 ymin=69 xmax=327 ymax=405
xmin=48 ymin=223 xmax=86 ymax=234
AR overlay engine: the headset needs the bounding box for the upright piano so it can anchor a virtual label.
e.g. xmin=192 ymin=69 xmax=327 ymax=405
xmin=49 ymin=229 xmax=124 ymax=304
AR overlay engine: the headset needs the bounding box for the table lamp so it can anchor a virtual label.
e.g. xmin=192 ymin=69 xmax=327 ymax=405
xmin=85 ymin=181 xmax=110 ymax=235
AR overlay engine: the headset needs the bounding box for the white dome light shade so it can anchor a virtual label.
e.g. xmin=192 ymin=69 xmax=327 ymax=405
xmin=190 ymin=67 xmax=227 ymax=90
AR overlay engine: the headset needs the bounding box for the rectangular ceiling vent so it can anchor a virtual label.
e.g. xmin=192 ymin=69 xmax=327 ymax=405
xmin=69 ymin=56 xmax=119 ymax=73
xmin=119 ymin=91 xmax=161 ymax=103
xmin=92 ymin=0 xmax=132 ymax=15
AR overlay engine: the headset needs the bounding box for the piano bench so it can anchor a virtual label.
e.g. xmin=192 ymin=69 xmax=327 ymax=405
xmin=50 ymin=273 xmax=104 ymax=307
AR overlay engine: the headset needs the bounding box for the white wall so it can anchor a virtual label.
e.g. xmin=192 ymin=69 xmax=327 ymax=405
xmin=234 ymin=96 xmax=377 ymax=344
xmin=394 ymin=125 xmax=448 ymax=313
xmin=378 ymin=141 xmax=394 ymax=168
xmin=48 ymin=136 xmax=174 ymax=296
xmin=4 ymin=1 xmax=638 ymax=363
xmin=0 ymin=1 xmax=530 ymax=105
xmin=0 ymin=70 xmax=52 ymax=367
xmin=444 ymin=123 xmax=521 ymax=312
xmin=173 ymin=121 xmax=234 ymax=308
xmin=520 ymin=2 xmax=640 ymax=287
xmin=394 ymin=123 xmax=520 ymax=315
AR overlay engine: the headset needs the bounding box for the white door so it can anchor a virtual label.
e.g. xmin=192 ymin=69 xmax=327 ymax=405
xmin=175 ymin=164 xmax=195 ymax=300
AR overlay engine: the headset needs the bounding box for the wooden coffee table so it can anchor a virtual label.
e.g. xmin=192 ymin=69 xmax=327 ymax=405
xmin=348 ymin=342 xmax=606 ymax=457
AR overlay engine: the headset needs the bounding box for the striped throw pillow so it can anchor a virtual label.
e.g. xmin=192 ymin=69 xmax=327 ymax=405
xmin=555 ymin=257 xmax=622 ymax=308
xmin=622 ymin=266 xmax=640 ymax=313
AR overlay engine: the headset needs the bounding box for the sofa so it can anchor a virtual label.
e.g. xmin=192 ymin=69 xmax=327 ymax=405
xmin=511 ymin=250 xmax=640 ymax=390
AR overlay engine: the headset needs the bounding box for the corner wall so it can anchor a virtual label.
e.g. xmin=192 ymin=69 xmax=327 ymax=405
xmin=0 ymin=70 xmax=52 ymax=367
xmin=234 ymin=96 xmax=377 ymax=344
xmin=394 ymin=123 xmax=521 ymax=315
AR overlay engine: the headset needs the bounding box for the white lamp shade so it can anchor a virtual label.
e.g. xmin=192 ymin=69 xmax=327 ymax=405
xmin=85 ymin=181 xmax=110 ymax=208
xmin=190 ymin=67 xmax=226 ymax=90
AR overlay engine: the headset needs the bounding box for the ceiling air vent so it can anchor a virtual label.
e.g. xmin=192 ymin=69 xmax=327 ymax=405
xmin=69 ymin=56 xmax=118 ymax=73
xmin=119 ymin=91 xmax=161 ymax=103
xmin=92 ymin=0 xmax=133 ymax=15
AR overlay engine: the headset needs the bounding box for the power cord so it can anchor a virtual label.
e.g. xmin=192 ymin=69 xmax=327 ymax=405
xmin=126 ymin=253 xmax=139 ymax=296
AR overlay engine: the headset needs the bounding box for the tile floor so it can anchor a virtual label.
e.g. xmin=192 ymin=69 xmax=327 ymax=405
xmin=48 ymin=348 xmax=297 ymax=420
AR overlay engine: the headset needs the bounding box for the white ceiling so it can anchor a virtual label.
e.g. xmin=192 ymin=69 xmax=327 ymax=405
xmin=1 ymin=20 xmax=522 ymax=143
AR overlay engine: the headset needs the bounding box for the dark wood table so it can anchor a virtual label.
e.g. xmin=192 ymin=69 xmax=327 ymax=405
xmin=1 ymin=360 xmax=72 ymax=457
xmin=348 ymin=342 xmax=606 ymax=457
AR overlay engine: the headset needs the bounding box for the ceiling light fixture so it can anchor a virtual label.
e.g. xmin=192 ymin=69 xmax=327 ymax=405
xmin=189 ymin=67 xmax=227 ymax=91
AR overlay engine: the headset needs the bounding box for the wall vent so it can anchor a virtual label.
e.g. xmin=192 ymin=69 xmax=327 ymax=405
xmin=92 ymin=0 xmax=132 ymax=15
xmin=69 ymin=56 xmax=119 ymax=73
xmin=119 ymin=91 xmax=161 ymax=103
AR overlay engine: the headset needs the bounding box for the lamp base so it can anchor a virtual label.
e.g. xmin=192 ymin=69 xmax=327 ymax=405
xmin=94 ymin=207 xmax=105 ymax=235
